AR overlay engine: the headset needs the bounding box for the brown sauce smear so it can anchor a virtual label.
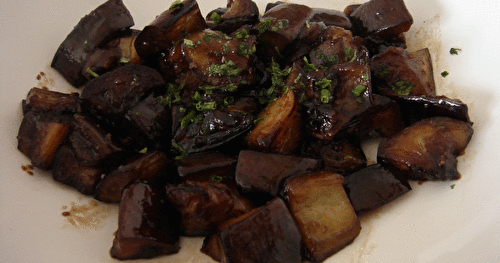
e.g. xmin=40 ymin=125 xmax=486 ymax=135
xmin=61 ymin=199 xmax=113 ymax=230
xmin=21 ymin=164 xmax=35 ymax=176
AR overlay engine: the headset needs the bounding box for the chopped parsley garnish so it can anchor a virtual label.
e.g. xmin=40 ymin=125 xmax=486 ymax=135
xmin=302 ymin=57 xmax=319 ymax=72
xmin=169 ymin=0 xmax=184 ymax=10
xmin=139 ymin=147 xmax=148 ymax=153
xmin=315 ymin=78 xmax=332 ymax=90
xmin=320 ymin=89 xmax=331 ymax=104
xmin=157 ymin=82 xmax=184 ymax=107
xmin=86 ymin=68 xmax=99 ymax=78
xmin=233 ymin=29 xmax=249 ymax=39
xmin=209 ymin=175 xmax=223 ymax=182
xmin=389 ymin=80 xmax=415 ymax=95
xmin=196 ymin=101 xmax=217 ymax=111
xmin=208 ymin=59 xmax=242 ymax=77
xmin=345 ymin=47 xmax=357 ymax=63
xmin=450 ymin=184 xmax=456 ymax=189
xmin=119 ymin=57 xmax=131 ymax=64
xmin=450 ymin=47 xmax=461 ymax=55
xmin=441 ymin=71 xmax=449 ymax=77
xmin=352 ymin=84 xmax=367 ymax=97
xmin=254 ymin=116 xmax=265 ymax=124
xmin=315 ymin=50 xmax=339 ymax=68
xmin=237 ymin=42 xmax=256 ymax=59
xmin=210 ymin=12 xmax=222 ymax=25
xmin=257 ymin=18 xmax=273 ymax=35
xmin=183 ymin=39 xmax=195 ymax=49
xmin=271 ymin=19 xmax=290 ymax=31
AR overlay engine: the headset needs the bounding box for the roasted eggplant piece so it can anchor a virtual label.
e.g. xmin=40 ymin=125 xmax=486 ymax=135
xmin=111 ymin=181 xmax=181 ymax=260
xmin=66 ymin=114 xmax=126 ymax=166
xmin=166 ymin=180 xmax=254 ymax=236
xmin=22 ymin=87 xmax=80 ymax=114
xmin=235 ymin=150 xmax=320 ymax=198
xmin=216 ymin=197 xmax=303 ymax=263
xmin=282 ymin=170 xmax=361 ymax=262
xmin=134 ymin=0 xmax=206 ymax=61
xmin=17 ymin=111 xmax=71 ymax=170
xmin=378 ymin=117 xmax=474 ymax=181
xmin=254 ymin=3 xmax=313 ymax=62
xmin=343 ymin=163 xmax=411 ymax=214
xmin=300 ymin=138 xmax=366 ymax=174
xmin=51 ymin=145 xmax=103 ymax=195
xmin=349 ymin=0 xmax=413 ymax=39
xmin=245 ymin=90 xmax=302 ymax=154
xmin=341 ymin=94 xmax=405 ymax=138
xmin=80 ymin=64 xmax=165 ymax=124
xmin=395 ymin=95 xmax=472 ymax=125
xmin=371 ymin=46 xmax=436 ymax=97
xmin=94 ymin=151 xmax=171 ymax=203
xmin=82 ymin=30 xmax=142 ymax=79
xmin=208 ymin=0 xmax=260 ymax=34
xmin=310 ymin=8 xmax=352 ymax=29
xmin=51 ymin=0 xmax=134 ymax=87
xmin=176 ymin=152 xmax=237 ymax=183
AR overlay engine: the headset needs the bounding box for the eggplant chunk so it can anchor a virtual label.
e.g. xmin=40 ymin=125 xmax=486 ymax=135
xmin=395 ymin=95 xmax=472 ymax=125
xmin=343 ymin=163 xmax=411 ymax=214
xmin=245 ymin=90 xmax=302 ymax=154
xmin=176 ymin=152 xmax=237 ymax=184
xmin=217 ymin=198 xmax=303 ymax=263
xmin=255 ymin=3 xmax=313 ymax=62
xmin=371 ymin=46 xmax=436 ymax=97
xmin=282 ymin=171 xmax=361 ymax=262
xmin=80 ymin=64 xmax=165 ymax=126
xmin=235 ymin=150 xmax=320 ymax=198
xmin=301 ymin=138 xmax=366 ymax=174
xmin=378 ymin=117 xmax=474 ymax=181
xmin=166 ymin=180 xmax=254 ymax=236
xmin=17 ymin=111 xmax=71 ymax=170
xmin=22 ymin=87 xmax=80 ymax=114
xmin=51 ymin=145 xmax=103 ymax=195
xmin=51 ymin=0 xmax=134 ymax=87
xmin=342 ymin=94 xmax=405 ymax=138
xmin=134 ymin=0 xmax=206 ymax=61
xmin=350 ymin=0 xmax=413 ymax=39
xmin=66 ymin=114 xmax=125 ymax=167
xmin=111 ymin=181 xmax=181 ymax=260
xmin=94 ymin=151 xmax=170 ymax=203
xmin=209 ymin=0 xmax=260 ymax=34
xmin=310 ymin=8 xmax=352 ymax=29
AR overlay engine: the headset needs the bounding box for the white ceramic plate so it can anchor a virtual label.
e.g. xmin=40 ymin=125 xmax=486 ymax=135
xmin=1 ymin=0 xmax=499 ymax=262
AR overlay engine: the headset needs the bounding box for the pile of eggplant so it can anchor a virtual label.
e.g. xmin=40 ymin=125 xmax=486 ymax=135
xmin=17 ymin=0 xmax=474 ymax=261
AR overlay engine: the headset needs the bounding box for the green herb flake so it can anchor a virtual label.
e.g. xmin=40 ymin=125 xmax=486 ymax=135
xmin=209 ymin=174 xmax=223 ymax=182
xmin=119 ymin=57 xmax=131 ymax=64
xmin=302 ymin=57 xmax=318 ymax=72
xmin=233 ymin=29 xmax=249 ymax=39
xmin=305 ymin=20 xmax=311 ymax=28
xmin=439 ymin=125 xmax=446 ymax=129
xmin=257 ymin=18 xmax=273 ymax=35
xmin=196 ymin=101 xmax=217 ymax=111
xmin=345 ymin=48 xmax=357 ymax=63
xmin=169 ymin=0 xmax=184 ymax=10
xmin=451 ymin=184 xmax=456 ymax=189
xmin=271 ymin=19 xmax=290 ymax=31
xmin=237 ymin=42 xmax=256 ymax=59
xmin=208 ymin=59 xmax=242 ymax=77
xmin=441 ymin=71 xmax=449 ymax=77
xmin=139 ymin=147 xmax=148 ymax=154
xmin=254 ymin=116 xmax=265 ymax=124
xmin=210 ymin=12 xmax=222 ymax=25
xmin=316 ymin=78 xmax=332 ymax=90
xmin=183 ymin=39 xmax=195 ymax=49
xmin=315 ymin=50 xmax=339 ymax=67
xmin=352 ymin=85 xmax=367 ymax=97
xmin=450 ymin=47 xmax=462 ymax=55
xmin=390 ymin=80 xmax=415 ymax=95
xmin=320 ymin=89 xmax=331 ymax=104
xmin=294 ymin=73 xmax=303 ymax=84
xmin=86 ymin=68 xmax=99 ymax=78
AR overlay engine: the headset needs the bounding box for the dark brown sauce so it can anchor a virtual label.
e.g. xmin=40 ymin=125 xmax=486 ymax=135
xmin=21 ymin=164 xmax=35 ymax=175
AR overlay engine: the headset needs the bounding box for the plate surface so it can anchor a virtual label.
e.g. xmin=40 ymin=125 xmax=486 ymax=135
xmin=1 ymin=0 xmax=499 ymax=262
